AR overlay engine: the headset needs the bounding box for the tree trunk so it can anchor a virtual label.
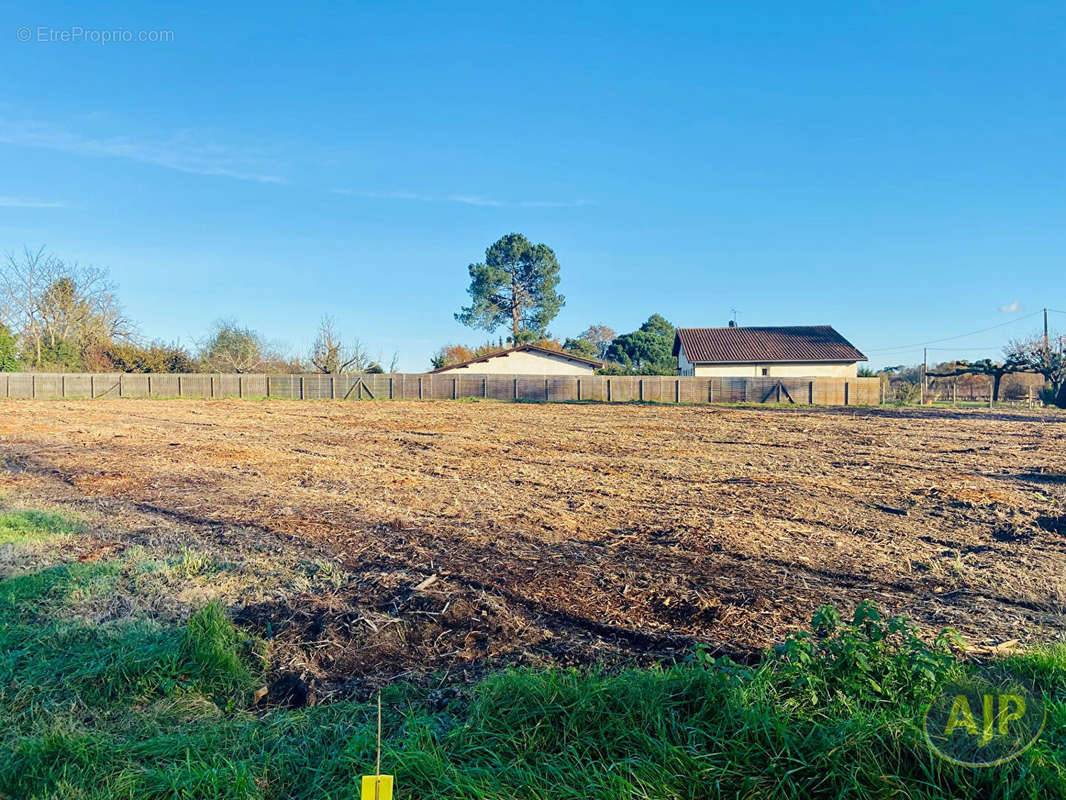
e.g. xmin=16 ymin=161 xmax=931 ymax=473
xmin=510 ymin=271 xmax=520 ymax=342
xmin=1056 ymin=382 xmax=1066 ymax=409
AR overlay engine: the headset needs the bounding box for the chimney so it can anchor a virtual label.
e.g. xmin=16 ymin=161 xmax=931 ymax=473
xmin=728 ymin=320 xmax=736 ymax=328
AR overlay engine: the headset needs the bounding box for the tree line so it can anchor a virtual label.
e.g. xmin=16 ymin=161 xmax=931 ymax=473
xmin=5 ymin=237 xmax=1063 ymax=408
xmin=0 ymin=247 xmax=392 ymax=375
xmin=867 ymin=337 xmax=1066 ymax=408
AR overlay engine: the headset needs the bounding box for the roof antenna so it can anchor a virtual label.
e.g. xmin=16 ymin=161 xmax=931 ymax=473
xmin=729 ymin=308 xmax=740 ymax=328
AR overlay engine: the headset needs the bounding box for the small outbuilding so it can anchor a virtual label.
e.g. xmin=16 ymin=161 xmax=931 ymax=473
xmin=428 ymin=344 xmax=602 ymax=375
xmin=674 ymin=325 xmax=866 ymax=377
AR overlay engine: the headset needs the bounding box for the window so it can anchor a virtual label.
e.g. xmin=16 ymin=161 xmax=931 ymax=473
xmin=761 ymin=367 xmax=769 ymax=376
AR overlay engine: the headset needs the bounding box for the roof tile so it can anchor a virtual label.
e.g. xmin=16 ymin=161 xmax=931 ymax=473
xmin=673 ymin=326 xmax=865 ymax=363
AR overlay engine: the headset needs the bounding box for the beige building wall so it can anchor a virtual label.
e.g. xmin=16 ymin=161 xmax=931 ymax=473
xmin=691 ymin=361 xmax=859 ymax=378
xmin=436 ymin=349 xmax=597 ymax=375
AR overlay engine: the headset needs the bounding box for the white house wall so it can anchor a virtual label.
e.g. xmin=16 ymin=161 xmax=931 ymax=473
xmin=691 ymin=361 xmax=859 ymax=378
xmin=437 ymin=350 xmax=597 ymax=375
xmin=677 ymin=346 xmax=695 ymax=376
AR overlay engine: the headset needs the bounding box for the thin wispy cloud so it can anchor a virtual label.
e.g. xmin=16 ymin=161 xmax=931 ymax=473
xmin=448 ymin=194 xmax=588 ymax=208
xmin=0 ymin=197 xmax=66 ymax=208
xmin=330 ymin=190 xmax=586 ymax=208
xmin=0 ymin=117 xmax=286 ymax=184
xmin=999 ymin=300 xmax=1021 ymax=313
xmin=330 ymin=188 xmax=429 ymax=201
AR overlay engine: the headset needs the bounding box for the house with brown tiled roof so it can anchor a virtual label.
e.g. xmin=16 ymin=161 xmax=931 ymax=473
xmin=673 ymin=325 xmax=866 ymax=378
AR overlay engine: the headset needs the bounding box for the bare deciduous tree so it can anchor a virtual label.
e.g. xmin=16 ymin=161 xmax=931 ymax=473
xmin=0 ymin=246 xmax=130 ymax=368
xmin=1006 ymin=333 xmax=1066 ymax=408
xmin=308 ymin=316 xmax=370 ymax=373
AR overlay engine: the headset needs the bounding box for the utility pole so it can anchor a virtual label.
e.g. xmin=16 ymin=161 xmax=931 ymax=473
xmin=1045 ymin=308 xmax=1050 ymax=351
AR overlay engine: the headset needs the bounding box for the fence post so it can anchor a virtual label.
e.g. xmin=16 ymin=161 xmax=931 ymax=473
xmin=299 ymin=376 xmax=305 ymax=400
xmin=675 ymin=379 xmax=680 ymax=403
xmin=418 ymin=377 xmax=423 ymax=400
xmin=577 ymin=378 xmax=582 ymax=401
xmin=482 ymin=377 xmax=487 ymax=398
xmin=607 ymin=378 xmax=612 ymax=403
xmin=513 ymin=377 xmax=518 ymax=400
xmin=61 ymin=374 xmax=66 ymax=398
xmin=390 ymin=377 xmax=395 ymax=400
xmin=638 ymin=379 xmax=644 ymax=402
xmin=89 ymin=374 xmax=94 ymax=399
xmin=330 ymin=376 xmax=336 ymax=400
xmin=177 ymin=375 xmax=183 ymax=397
xmin=452 ymin=377 xmax=457 ymax=400
xmin=118 ymin=374 xmax=124 ymax=398
xmin=844 ymin=381 xmax=850 ymax=406
xmin=708 ymin=380 xmax=713 ymax=404
xmin=809 ymin=381 xmax=815 ymax=405
xmin=545 ymin=377 xmax=549 ymax=401
xmin=31 ymin=374 xmax=36 ymax=399
xmin=238 ymin=375 xmax=243 ymax=399
xmin=265 ymin=376 xmax=271 ymax=398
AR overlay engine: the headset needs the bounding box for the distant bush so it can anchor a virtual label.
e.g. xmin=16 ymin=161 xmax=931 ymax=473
xmin=892 ymin=381 xmax=921 ymax=405
xmin=0 ymin=324 xmax=17 ymax=372
xmin=98 ymin=340 xmax=197 ymax=373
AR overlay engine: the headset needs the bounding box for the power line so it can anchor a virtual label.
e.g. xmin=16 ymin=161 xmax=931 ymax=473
xmin=865 ymin=310 xmax=1043 ymax=353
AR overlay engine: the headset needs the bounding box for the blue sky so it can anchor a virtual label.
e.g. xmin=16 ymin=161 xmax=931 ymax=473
xmin=1 ymin=1 xmax=1063 ymax=371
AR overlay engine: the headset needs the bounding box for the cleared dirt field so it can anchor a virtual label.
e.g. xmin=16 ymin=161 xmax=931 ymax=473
xmin=2 ymin=399 xmax=1065 ymax=695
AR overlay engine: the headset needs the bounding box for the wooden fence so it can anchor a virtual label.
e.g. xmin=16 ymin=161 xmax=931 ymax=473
xmin=0 ymin=373 xmax=881 ymax=406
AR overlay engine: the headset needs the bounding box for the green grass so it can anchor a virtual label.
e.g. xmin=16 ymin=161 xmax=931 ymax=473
xmin=0 ymin=510 xmax=1063 ymax=799
xmin=0 ymin=509 xmax=85 ymax=546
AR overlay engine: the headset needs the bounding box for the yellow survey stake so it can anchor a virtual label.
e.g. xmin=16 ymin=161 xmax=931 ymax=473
xmin=361 ymin=774 xmax=393 ymax=800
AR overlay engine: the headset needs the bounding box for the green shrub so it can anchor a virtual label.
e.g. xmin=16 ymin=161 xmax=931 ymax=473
xmin=767 ymin=601 xmax=961 ymax=710
xmin=893 ymin=381 xmax=922 ymax=405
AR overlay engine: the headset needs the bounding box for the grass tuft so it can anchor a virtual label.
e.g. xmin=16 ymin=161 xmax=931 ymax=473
xmin=181 ymin=601 xmax=256 ymax=701
xmin=0 ymin=509 xmax=85 ymax=546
